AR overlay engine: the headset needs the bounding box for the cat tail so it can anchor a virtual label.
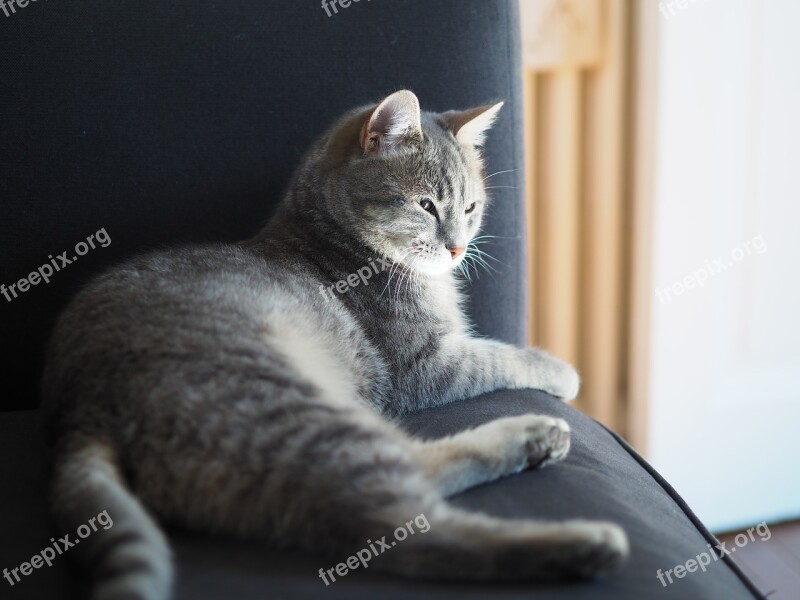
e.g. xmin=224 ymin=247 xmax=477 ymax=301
xmin=51 ymin=435 xmax=172 ymax=600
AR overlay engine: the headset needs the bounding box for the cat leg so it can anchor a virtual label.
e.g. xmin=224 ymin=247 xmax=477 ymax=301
xmin=142 ymin=393 xmax=625 ymax=581
xmin=409 ymin=414 xmax=571 ymax=497
xmin=457 ymin=338 xmax=580 ymax=400
xmin=398 ymin=337 xmax=581 ymax=413
xmin=378 ymin=503 xmax=629 ymax=581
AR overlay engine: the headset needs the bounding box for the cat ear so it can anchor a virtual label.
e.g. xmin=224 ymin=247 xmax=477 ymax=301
xmin=442 ymin=101 xmax=504 ymax=147
xmin=361 ymin=90 xmax=423 ymax=155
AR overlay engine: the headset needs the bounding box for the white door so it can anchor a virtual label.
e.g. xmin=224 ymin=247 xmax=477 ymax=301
xmin=647 ymin=0 xmax=800 ymax=531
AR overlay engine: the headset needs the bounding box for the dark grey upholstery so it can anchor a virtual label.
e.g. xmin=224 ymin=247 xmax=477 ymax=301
xmin=0 ymin=1 xmax=764 ymax=599
xmin=1 ymin=393 xmax=763 ymax=599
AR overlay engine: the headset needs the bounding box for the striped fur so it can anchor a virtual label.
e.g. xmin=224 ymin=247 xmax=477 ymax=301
xmin=42 ymin=91 xmax=627 ymax=600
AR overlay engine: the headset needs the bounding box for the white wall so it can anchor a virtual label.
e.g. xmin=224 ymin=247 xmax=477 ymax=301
xmin=648 ymin=0 xmax=800 ymax=531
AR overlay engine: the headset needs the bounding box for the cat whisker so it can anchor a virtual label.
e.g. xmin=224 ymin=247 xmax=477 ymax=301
xmin=381 ymin=247 xmax=414 ymax=299
xmin=469 ymin=246 xmax=501 ymax=265
xmin=393 ymin=255 xmax=417 ymax=307
xmin=458 ymin=258 xmax=474 ymax=283
xmin=463 ymin=242 xmax=501 ymax=279
xmin=475 ymin=256 xmax=499 ymax=276
xmin=483 ymin=168 xmax=517 ymax=181
xmin=467 ymin=239 xmax=497 ymax=248
xmin=470 ymin=249 xmax=500 ymax=271
xmin=405 ymin=254 xmax=427 ymax=305
xmin=470 ymin=234 xmax=514 ymax=242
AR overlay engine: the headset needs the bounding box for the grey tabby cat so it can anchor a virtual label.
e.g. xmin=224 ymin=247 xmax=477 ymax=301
xmin=42 ymin=90 xmax=628 ymax=600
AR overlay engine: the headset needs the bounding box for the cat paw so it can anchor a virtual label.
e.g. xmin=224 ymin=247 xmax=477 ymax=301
xmin=519 ymin=348 xmax=581 ymax=401
xmin=539 ymin=356 xmax=580 ymax=401
xmin=561 ymin=521 xmax=630 ymax=578
xmin=520 ymin=416 xmax=571 ymax=469
xmin=554 ymin=361 xmax=581 ymax=401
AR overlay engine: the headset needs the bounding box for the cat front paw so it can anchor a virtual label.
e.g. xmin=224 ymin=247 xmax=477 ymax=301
xmin=521 ymin=348 xmax=581 ymax=401
xmin=552 ymin=360 xmax=580 ymax=401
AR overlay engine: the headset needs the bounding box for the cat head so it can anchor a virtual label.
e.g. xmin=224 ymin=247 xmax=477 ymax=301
xmin=313 ymin=90 xmax=503 ymax=276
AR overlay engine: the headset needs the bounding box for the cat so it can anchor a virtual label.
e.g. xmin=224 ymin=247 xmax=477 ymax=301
xmin=41 ymin=90 xmax=628 ymax=600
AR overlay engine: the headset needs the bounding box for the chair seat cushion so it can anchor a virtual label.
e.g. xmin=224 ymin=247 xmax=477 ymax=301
xmin=0 ymin=390 xmax=762 ymax=599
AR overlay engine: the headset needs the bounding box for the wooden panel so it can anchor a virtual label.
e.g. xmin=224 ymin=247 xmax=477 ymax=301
xmin=625 ymin=0 xmax=657 ymax=453
xmin=520 ymin=0 xmax=604 ymax=70
xmin=520 ymin=0 xmax=641 ymax=438
xmin=535 ymin=71 xmax=582 ymax=366
xmin=580 ymin=0 xmax=631 ymax=431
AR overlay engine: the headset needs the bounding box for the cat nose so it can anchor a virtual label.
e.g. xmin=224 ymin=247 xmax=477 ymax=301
xmin=448 ymin=247 xmax=466 ymax=260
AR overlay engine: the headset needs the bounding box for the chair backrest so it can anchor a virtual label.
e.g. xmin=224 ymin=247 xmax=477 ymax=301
xmin=0 ymin=0 xmax=527 ymax=410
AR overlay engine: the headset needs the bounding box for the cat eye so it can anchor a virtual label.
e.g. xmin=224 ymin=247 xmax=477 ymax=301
xmin=419 ymin=198 xmax=437 ymax=216
xmin=465 ymin=202 xmax=477 ymax=214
